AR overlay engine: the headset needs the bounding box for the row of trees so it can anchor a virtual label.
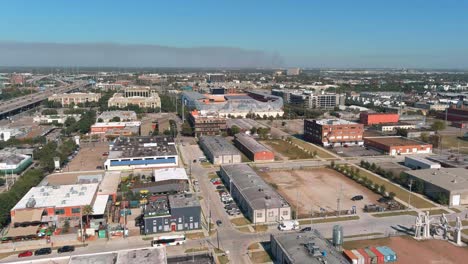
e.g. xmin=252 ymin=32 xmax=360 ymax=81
xmin=62 ymin=110 xmax=96 ymax=135
xmin=330 ymin=161 xmax=395 ymax=199
xmin=34 ymin=139 xmax=77 ymax=173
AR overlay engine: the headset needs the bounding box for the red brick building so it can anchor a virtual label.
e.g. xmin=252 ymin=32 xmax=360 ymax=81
xmin=304 ymin=119 xmax=364 ymax=147
xmin=440 ymin=105 xmax=468 ymax=122
xmin=364 ymin=136 xmax=432 ymax=156
xmin=359 ymin=112 xmax=399 ymax=125
xmin=233 ymin=134 xmax=274 ymax=162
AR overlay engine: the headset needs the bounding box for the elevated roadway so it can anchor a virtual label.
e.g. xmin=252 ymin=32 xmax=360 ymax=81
xmin=0 ymin=81 xmax=86 ymax=119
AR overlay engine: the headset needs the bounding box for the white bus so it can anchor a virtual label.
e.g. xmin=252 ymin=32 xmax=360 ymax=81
xmin=151 ymin=234 xmax=186 ymax=247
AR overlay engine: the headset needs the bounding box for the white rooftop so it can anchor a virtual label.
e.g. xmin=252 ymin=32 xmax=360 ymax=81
xmin=13 ymin=183 xmax=99 ymax=210
xmin=92 ymin=195 xmax=109 ymax=215
xmin=314 ymin=118 xmax=358 ymax=125
xmin=92 ymin=121 xmax=141 ymax=128
xmin=153 ymin=168 xmax=189 ymax=182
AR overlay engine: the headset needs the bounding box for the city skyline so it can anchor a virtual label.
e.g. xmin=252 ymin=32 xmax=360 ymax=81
xmin=1 ymin=0 xmax=467 ymax=68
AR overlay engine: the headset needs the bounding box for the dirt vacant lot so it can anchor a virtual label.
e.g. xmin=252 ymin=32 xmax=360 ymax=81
xmin=259 ymin=168 xmax=382 ymax=216
xmin=64 ymin=142 xmax=109 ymax=171
xmin=343 ymin=236 xmax=468 ymax=264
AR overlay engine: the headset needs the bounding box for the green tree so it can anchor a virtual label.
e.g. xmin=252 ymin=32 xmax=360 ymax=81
xmin=420 ymin=132 xmax=429 ymax=142
xmin=64 ymin=117 xmax=76 ymax=127
xmin=62 ymin=220 xmax=70 ymax=233
xmin=110 ymin=116 xmax=121 ymax=122
xmin=230 ymin=125 xmax=240 ymax=136
xmin=250 ymin=127 xmax=257 ymax=135
xmin=82 ymin=205 xmax=94 ymax=233
xmin=431 ymin=120 xmax=446 ymax=132
xmin=388 ymin=192 xmax=396 ymax=200
xmin=97 ymin=118 xmax=104 ymax=123
xmin=41 ymin=109 xmax=58 ymax=115
xmin=181 ymin=122 xmax=193 ymax=136
xmin=380 ymin=184 xmax=386 ymax=195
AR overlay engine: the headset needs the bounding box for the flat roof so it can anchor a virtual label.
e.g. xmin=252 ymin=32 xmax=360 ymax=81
xmin=221 ymin=164 xmax=289 ymax=210
xmin=98 ymin=171 xmax=121 ymax=195
xmin=92 ymin=121 xmax=141 ymax=128
xmin=311 ymin=119 xmax=359 ymax=125
xmin=226 ymin=118 xmax=268 ymax=130
xmin=405 ymin=156 xmax=440 ymax=166
xmin=365 ymin=136 xmax=431 ymax=147
xmin=153 ymin=168 xmax=189 ymax=182
xmin=405 ymin=168 xmax=468 ymax=192
xmin=235 ymin=133 xmax=271 ymax=154
xmin=13 ymin=183 xmax=99 ymax=210
xmin=0 ymin=152 xmax=31 ymax=166
xmin=116 ymin=247 xmax=167 ymax=264
xmin=272 ymin=230 xmax=350 ymax=264
xmin=108 ymin=136 xmax=177 ymax=159
xmin=199 ymin=136 xmax=241 ymax=156
xmin=169 ymin=193 xmax=200 ymax=208
xmin=92 ymin=195 xmax=109 ymax=215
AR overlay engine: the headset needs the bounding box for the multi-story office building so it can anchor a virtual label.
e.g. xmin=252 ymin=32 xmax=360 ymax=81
xmin=304 ymin=119 xmax=364 ymax=147
xmin=48 ymin=92 xmax=101 ymax=106
xmin=272 ymin=89 xmax=344 ymax=109
xmin=206 ymin=73 xmax=225 ymax=83
xmin=189 ymin=110 xmax=227 ymax=137
xmin=286 ymin=68 xmax=301 ymax=76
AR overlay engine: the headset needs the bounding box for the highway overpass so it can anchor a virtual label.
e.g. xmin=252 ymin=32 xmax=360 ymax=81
xmin=0 ymin=81 xmax=86 ymax=120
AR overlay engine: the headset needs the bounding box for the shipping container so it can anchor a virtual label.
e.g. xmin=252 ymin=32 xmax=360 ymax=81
xmin=343 ymin=250 xmax=358 ymax=264
xmin=376 ymin=246 xmax=392 ymax=263
xmin=364 ymin=248 xmax=378 ymax=264
xmin=358 ymin=248 xmax=371 ymax=264
xmin=369 ymin=247 xmax=385 ymax=264
xmin=352 ymin=250 xmax=365 ymax=264
xmin=383 ymin=246 xmax=397 ymax=262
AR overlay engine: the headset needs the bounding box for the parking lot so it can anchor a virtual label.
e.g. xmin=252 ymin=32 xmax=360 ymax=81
xmin=63 ymin=142 xmax=109 ymax=171
xmin=258 ymin=168 xmax=383 ymax=217
xmin=332 ymin=145 xmax=382 ymax=157
xmin=209 ymin=176 xmax=241 ymax=218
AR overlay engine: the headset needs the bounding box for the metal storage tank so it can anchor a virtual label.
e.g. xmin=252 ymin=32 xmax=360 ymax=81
xmin=357 ymin=248 xmax=371 ymax=264
xmin=332 ymin=225 xmax=343 ymax=246
xmin=369 ymin=247 xmax=385 ymax=264
xmin=364 ymin=248 xmax=378 ymax=264
xmin=343 ymin=249 xmax=358 ymax=264
xmin=352 ymin=249 xmax=365 ymax=264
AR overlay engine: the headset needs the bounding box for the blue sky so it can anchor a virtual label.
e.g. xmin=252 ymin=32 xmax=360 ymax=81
xmin=1 ymin=0 xmax=468 ymax=68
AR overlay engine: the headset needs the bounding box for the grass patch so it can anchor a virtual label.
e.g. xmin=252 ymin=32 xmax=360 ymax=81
xmin=290 ymin=137 xmax=336 ymax=159
xmin=230 ymin=217 xmax=251 ymax=226
xmin=427 ymin=209 xmax=450 ymax=215
xmin=312 ymin=215 xmax=359 ymax=224
xmin=248 ymin=243 xmax=260 ymax=250
xmin=262 ymin=139 xmax=313 ymax=160
xmin=185 ymin=232 xmax=205 ymax=240
xmin=217 ymin=255 xmax=229 ymax=264
xmin=253 ymin=224 xmax=269 ymax=232
xmin=357 ymin=166 xmax=435 ymax=209
xmin=463 ymin=229 xmax=468 ymax=236
xmin=343 ymin=232 xmax=384 ymax=239
xmin=236 ymin=226 xmax=251 ymax=233
xmin=441 ymin=135 xmax=468 ymax=153
xmin=201 ymin=162 xmax=212 ymax=168
xmin=372 ymin=211 xmax=418 ymax=218
xmin=208 ymin=172 xmax=218 ymax=179
xmin=214 ymin=248 xmax=225 ymax=254
xmin=250 ymin=251 xmax=272 ymax=263
xmin=451 ymin=208 xmax=462 ymax=213
xmin=185 ymin=247 xmax=208 ymax=253
xmin=299 ymin=220 xmax=312 ymax=225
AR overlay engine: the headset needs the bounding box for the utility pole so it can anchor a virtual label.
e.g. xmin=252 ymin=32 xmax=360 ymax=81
xmin=295 ymin=191 xmax=300 ymax=220
xmin=408 ymin=179 xmax=413 ymax=210
xmin=337 ymin=184 xmax=343 ymax=217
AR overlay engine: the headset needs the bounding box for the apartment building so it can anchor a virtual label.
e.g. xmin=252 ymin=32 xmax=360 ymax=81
xmin=304 ymin=119 xmax=364 ymax=147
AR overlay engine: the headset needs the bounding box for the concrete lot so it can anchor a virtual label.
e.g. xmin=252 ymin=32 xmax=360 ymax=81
xmin=259 ymin=168 xmax=383 ymax=217
xmin=269 ymin=119 xmax=304 ymax=136
xmin=63 ymin=142 xmax=109 ymax=171
xmin=332 ymin=145 xmax=382 ymax=157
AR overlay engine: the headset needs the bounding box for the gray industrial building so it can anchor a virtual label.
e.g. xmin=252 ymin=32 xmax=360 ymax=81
xmin=142 ymin=193 xmax=201 ymax=234
xmin=404 ymin=168 xmax=468 ymax=206
xmin=270 ymin=230 xmax=350 ymax=264
xmin=404 ymin=156 xmax=441 ymax=170
xmin=199 ymin=136 xmax=241 ymax=165
xmin=219 ymin=164 xmax=291 ymax=224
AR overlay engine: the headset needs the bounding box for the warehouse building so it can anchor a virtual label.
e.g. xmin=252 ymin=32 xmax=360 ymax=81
xmin=0 ymin=151 xmax=33 ymax=175
xmin=141 ymin=193 xmax=201 ymax=234
xmin=360 ymin=112 xmax=399 ymax=125
xmin=199 ymin=136 xmax=241 ymax=165
xmin=220 ymin=164 xmax=291 ymax=224
xmin=270 ymin=230 xmax=350 ymax=264
xmin=11 ymin=183 xmax=99 ymax=227
xmin=226 ymin=119 xmax=268 ymax=134
xmin=304 ymin=119 xmax=364 ymax=147
xmin=104 ymin=136 xmax=178 ymax=171
xmin=374 ymin=122 xmax=416 ymax=132
xmin=131 ymin=168 xmax=189 ymax=194
xmin=234 ymin=134 xmax=274 ymax=162
xmin=90 ymin=121 xmax=141 ymax=138
xmin=364 ymin=136 xmax=432 ymax=156
xmin=404 ymin=168 xmax=468 ymax=206
xmin=404 ymin=156 xmax=441 ymax=170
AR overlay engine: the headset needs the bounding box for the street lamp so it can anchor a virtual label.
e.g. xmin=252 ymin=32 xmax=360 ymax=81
xmin=408 ymin=179 xmax=413 ymax=210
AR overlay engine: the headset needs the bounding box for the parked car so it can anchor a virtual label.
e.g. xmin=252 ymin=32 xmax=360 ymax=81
xmin=351 ymin=195 xmax=364 ymax=201
xmin=34 ymin=248 xmax=52 ymax=256
xmin=102 ymin=152 xmax=109 ymax=156
xmin=300 ymin=227 xmax=312 ymax=232
xmin=58 ymin=245 xmax=75 ymax=253
xmin=96 ymin=165 xmax=103 ymax=170
xmin=18 ymin=251 xmax=33 ymax=258
xmin=216 ymin=185 xmax=226 ymax=190
xmin=216 ymin=220 xmax=222 ymax=226
xmin=212 ymin=181 xmax=222 ymax=186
